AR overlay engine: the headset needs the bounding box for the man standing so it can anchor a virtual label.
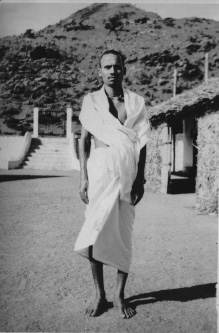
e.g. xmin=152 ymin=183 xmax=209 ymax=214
xmin=74 ymin=50 xmax=150 ymax=319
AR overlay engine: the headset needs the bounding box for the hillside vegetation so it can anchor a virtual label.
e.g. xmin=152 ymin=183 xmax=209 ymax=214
xmin=0 ymin=3 xmax=219 ymax=135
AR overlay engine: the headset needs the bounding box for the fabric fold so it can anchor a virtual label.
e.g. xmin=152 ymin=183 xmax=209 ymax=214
xmin=74 ymin=86 xmax=150 ymax=272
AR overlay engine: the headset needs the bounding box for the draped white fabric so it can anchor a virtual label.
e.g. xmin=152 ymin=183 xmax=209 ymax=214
xmin=74 ymin=86 xmax=150 ymax=272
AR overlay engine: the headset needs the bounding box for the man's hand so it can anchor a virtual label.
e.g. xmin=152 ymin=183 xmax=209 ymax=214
xmin=130 ymin=179 xmax=145 ymax=206
xmin=79 ymin=179 xmax=89 ymax=204
xmin=131 ymin=145 xmax=146 ymax=206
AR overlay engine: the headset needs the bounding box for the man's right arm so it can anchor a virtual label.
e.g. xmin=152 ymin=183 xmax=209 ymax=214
xmin=79 ymin=125 xmax=91 ymax=204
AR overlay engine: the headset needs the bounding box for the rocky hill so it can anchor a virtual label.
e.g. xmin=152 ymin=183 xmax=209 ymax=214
xmin=0 ymin=3 xmax=219 ymax=135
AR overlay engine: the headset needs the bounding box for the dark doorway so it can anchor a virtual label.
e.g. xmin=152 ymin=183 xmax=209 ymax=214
xmin=169 ymin=117 xmax=197 ymax=194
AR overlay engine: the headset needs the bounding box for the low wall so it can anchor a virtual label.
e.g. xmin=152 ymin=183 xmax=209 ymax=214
xmin=196 ymin=112 xmax=219 ymax=213
xmin=0 ymin=132 xmax=32 ymax=169
xmin=145 ymin=124 xmax=171 ymax=193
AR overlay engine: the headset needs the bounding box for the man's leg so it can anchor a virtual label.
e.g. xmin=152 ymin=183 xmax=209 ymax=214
xmin=113 ymin=270 xmax=136 ymax=319
xmin=85 ymin=247 xmax=108 ymax=316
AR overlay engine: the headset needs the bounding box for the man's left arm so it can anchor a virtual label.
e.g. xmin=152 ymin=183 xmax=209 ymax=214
xmin=131 ymin=145 xmax=146 ymax=206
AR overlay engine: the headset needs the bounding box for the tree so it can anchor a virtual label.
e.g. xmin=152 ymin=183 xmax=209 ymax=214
xmin=24 ymin=29 xmax=35 ymax=38
xmin=104 ymin=14 xmax=123 ymax=33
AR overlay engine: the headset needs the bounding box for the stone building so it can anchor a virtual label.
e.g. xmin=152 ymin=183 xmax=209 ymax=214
xmin=145 ymin=78 xmax=219 ymax=214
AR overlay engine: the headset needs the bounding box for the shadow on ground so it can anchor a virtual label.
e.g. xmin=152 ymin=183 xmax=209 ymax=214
xmin=126 ymin=283 xmax=216 ymax=308
xmin=0 ymin=175 xmax=65 ymax=182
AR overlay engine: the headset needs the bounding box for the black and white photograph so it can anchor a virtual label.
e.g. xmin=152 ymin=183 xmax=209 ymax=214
xmin=0 ymin=0 xmax=218 ymax=332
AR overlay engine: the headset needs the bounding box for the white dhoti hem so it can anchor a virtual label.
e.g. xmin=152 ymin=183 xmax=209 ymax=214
xmin=74 ymin=147 xmax=135 ymax=273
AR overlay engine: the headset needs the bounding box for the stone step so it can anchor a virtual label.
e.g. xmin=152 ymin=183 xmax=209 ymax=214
xmin=21 ymin=138 xmax=74 ymax=171
xmin=27 ymin=151 xmax=70 ymax=158
xmin=39 ymin=137 xmax=68 ymax=141
xmin=23 ymin=159 xmax=72 ymax=165
xmin=31 ymin=143 xmax=69 ymax=148
xmin=30 ymin=142 xmax=69 ymax=147
xmin=31 ymin=141 xmax=69 ymax=147
xmin=29 ymin=147 xmax=70 ymax=152
xmin=22 ymin=165 xmax=73 ymax=170
xmin=33 ymin=137 xmax=68 ymax=141
xmin=33 ymin=140 xmax=69 ymax=145
xmin=30 ymin=148 xmax=69 ymax=151
xmin=25 ymin=159 xmax=72 ymax=165
xmin=23 ymin=157 xmax=72 ymax=163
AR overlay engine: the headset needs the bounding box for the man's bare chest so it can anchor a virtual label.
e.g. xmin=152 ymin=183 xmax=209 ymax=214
xmin=109 ymin=99 xmax=127 ymax=125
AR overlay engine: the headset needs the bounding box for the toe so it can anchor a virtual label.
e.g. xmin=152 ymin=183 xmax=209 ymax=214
xmin=119 ymin=308 xmax=126 ymax=319
xmin=129 ymin=308 xmax=135 ymax=316
xmin=126 ymin=309 xmax=131 ymax=318
xmin=125 ymin=309 xmax=131 ymax=318
xmin=90 ymin=310 xmax=94 ymax=317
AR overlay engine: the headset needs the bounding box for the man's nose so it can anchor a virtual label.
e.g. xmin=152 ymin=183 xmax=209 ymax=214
xmin=109 ymin=66 xmax=115 ymax=73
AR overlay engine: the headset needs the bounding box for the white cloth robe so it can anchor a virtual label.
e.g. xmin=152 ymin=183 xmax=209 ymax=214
xmin=74 ymin=85 xmax=150 ymax=273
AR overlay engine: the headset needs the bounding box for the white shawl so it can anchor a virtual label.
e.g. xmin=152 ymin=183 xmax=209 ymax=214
xmin=79 ymin=85 xmax=150 ymax=202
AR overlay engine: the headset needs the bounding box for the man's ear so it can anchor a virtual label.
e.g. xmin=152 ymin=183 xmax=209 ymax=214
xmin=98 ymin=69 xmax=102 ymax=77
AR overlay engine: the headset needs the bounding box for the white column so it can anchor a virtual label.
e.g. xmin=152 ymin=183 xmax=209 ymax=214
xmin=33 ymin=107 xmax=39 ymax=138
xmin=160 ymin=125 xmax=171 ymax=194
xmin=67 ymin=107 xmax=72 ymax=138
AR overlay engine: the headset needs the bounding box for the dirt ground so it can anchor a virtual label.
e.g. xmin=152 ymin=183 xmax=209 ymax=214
xmin=0 ymin=169 xmax=217 ymax=333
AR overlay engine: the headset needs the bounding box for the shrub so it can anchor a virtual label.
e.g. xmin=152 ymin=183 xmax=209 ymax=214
xmin=163 ymin=18 xmax=175 ymax=27
xmin=0 ymin=45 xmax=10 ymax=59
xmin=30 ymin=46 xmax=61 ymax=60
xmin=2 ymin=106 xmax=20 ymax=116
xmin=24 ymin=29 xmax=35 ymax=38
xmin=104 ymin=14 xmax=123 ymax=32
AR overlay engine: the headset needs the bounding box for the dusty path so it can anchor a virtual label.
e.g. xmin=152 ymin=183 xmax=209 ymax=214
xmin=0 ymin=169 xmax=217 ymax=333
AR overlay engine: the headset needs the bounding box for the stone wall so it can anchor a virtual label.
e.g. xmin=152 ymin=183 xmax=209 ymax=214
xmin=0 ymin=133 xmax=32 ymax=169
xmin=196 ymin=111 xmax=219 ymax=213
xmin=0 ymin=136 xmax=25 ymax=160
xmin=145 ymin=124 xmax=171 ymax=193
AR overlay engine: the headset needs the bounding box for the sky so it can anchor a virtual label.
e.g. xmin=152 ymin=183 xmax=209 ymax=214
xmin=0 ymin=0 xmax=219 ymax=38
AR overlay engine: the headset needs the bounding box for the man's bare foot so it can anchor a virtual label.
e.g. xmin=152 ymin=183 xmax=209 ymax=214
xmin=113 ymin=297 xmax=136 ymax=319
xmin=85 ymin=296 xmax=108 ymax=317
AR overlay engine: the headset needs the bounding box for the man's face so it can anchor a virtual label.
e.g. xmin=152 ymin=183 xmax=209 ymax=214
xmin=99 ymin=54 xmax=125 ymax=88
